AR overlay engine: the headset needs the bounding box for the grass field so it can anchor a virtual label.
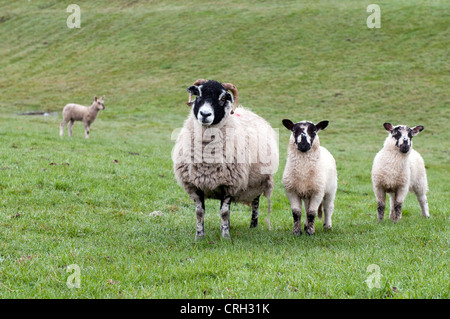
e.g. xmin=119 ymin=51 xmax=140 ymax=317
xmin=0 ymin=0 xmax=448 ymax=299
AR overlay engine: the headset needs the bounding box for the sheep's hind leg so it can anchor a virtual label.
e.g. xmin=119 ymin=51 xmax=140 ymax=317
xmin=250 ymin=195 xmax=260 ymax=228
xmin=415 ymin=190 xmax=429 ymax=218
xmin=220 ymin=195 xmax=233 ymax=238
xmin=322 ymin=193 xmax=335 ymax=230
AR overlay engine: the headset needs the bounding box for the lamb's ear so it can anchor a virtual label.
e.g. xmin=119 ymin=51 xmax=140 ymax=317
xmin=100 ymin=96 xmax=104 ymax=100
xmin=315 ymin=120 xmax=329 ymax=132
xmin=411 ymin=125 xmax=424 ymax=136
xmin=187 ymin=85 xmax=200 ymax=96
xmin=282 ymin=119 xmax=294 ymax=131
xmin=94 ymin=96 xmax=98 ymax=102
xmin=383 ymin=123 xmax=394 ymax=133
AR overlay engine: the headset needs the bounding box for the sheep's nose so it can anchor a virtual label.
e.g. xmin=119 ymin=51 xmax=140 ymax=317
xmin=200 ymin=111 xmax=211 ymax=118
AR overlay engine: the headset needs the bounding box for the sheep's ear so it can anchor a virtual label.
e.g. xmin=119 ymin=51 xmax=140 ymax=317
xmin=187 ymin=85 xmax=200 ymax=96
xmin=94 ymin=96 xmax=98 ymax=102
xmin=282 ymin=119 xmax=294 ymax=131
xmin=315 ymin=120 xmax=329 ymax=132
xmin=411 ymin=125 xmax=424 ymax=136
xmin=100 ymin=96 xmax=104 ymax=100
xmin=383 ymin=123 xmax=394 ymax=133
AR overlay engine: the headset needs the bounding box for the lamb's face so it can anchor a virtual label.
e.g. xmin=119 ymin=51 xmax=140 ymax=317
xmin=383 ymin=123 xmax=424 ymax=154
xmin=94 ymin=96 xmax=105 ymax=110
xmin=282 ymin=119 xmax=329 ymax=153
xmin=187 ymin=80 xmax=233 ymax=126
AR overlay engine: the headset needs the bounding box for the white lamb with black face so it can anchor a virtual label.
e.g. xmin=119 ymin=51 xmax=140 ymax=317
xmin=282 ymin=119 xmax=337 ymax=236
xmin=371 ymin=123 xmax=429 ymax=222
xmin=173 ymin=79 xmax=279 ymax=240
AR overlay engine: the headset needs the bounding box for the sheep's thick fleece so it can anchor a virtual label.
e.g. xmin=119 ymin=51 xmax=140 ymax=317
xmin=282 ymin=137 xmax=337 ymax=200
xmin=173 ymin=107 xmax=278 ymax=204
xmin=372 ymin=148 xmax=428 ymax=195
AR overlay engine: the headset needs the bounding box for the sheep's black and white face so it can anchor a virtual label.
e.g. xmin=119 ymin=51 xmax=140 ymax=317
xmin=384 ymin=123 xmax=423 ymax=154
xmin=187 ymin=80 xmax=233 ymax=126
xmin=282 ymin=119 xmax=329 ymax=153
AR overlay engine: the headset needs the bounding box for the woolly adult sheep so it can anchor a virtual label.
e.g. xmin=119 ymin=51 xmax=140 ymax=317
xmin=282 ymin=119 xmax=337 ymax=235
xmin=371 ymin=123 xmax=429 ymax=222
xmin=60 ymin=96 xmax=105 ymax=138
xmin=172 ymin=79 xmax=279 ymax=239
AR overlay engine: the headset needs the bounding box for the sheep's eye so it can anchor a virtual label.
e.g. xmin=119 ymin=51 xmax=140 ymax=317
xmin=393 ymin=131 xmax=402 ymax=140
xmin=220 ymin=97 xmax=226 ymax=101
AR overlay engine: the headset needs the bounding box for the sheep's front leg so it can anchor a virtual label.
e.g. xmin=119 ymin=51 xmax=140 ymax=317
xmin=286 ymin=189 xmax=302 ymax=236
xmin=190 ymin=189 xmax=205 ymax=240
xmin=68 ymin=120 xmax=75 ymax=137
xmin=83 ymin=121 xmax=90 ymax=139
xmin=390 ymin=187 xmax=408 ymax=222
xmin=250 ymin=195 xmax=260 ymax=228
xmin=374 ymin=186 xmax=386 ymax=222
xmin=220 ymin=195 xmax=233 ymax=238
xmin=304 ymin=194 xmax=323 ymax=235
xmin=60 ymin=119 xmax=68 ymax=137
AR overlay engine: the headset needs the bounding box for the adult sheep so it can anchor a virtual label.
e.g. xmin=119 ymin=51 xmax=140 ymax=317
xmin=172 ymin=79 xmax=279 ymax=239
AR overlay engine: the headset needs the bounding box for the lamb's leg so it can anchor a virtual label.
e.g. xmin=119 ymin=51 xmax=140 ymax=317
xmin=322 ymin=193 xmax=335 ymax=230
xmin=304 ymin=194 xmax=323 ymax=235
xmin=286 ymin=189 xmax=302 ymax=236
xmin=220 ymin=195 xmax=233 ymax=238
xmin=415 ymin=192 xmax=429 ymax=218
xmin=60 ymin=119 xmax=68 ymax=137
xmin=83 ymin=122 xmax=90 ymax=139
xmin=250 ymin=195 xmax=260 ymax=228
xmin=189 ymin=189 xmax=205 ymax=240
xmin=68 ymin=120 xmax=74 ymax=137
xmin=317 ymin=203 xmax=323 ymax=219
xmin=391 ymin=187 xmax=408 ymax=222
xmin=374 ymin=186 xmax=386 ymax=222
xmin=388 ymin=193 xmax=395 ymax=220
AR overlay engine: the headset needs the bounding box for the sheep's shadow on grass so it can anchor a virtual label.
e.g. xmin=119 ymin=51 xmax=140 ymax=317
xmin=185 ymin=216 xmax=348 ymax=248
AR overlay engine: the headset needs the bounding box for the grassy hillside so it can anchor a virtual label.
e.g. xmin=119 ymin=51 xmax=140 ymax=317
xmin=0 ymin=1 xmax=448 ymax=299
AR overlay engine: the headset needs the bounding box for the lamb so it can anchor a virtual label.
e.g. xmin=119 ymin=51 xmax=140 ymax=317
xmin=371 ymin=123 xmax=429 ymax=222
xmin=281 ymin=119 xmax=337 ymax=235
xmin=172 ymin=79 xmax=279 ymax=239
xmin=60 ymin=96 xmax=105 ymax=138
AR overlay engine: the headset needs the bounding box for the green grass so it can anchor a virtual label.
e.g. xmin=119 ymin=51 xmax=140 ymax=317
xmin=0 ymin=0 xmax=448 ymax=298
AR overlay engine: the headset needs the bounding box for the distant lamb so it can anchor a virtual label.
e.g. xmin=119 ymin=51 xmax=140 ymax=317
xmin=60 ymin=96 xmax=105 ymax=138
xmin=371 ymin=123 xmax=429 ymax=222
xmin=172 ymin=79 xmax=279 ymax=239
xmin=282 ymin=119 xmax=337 ymax=235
